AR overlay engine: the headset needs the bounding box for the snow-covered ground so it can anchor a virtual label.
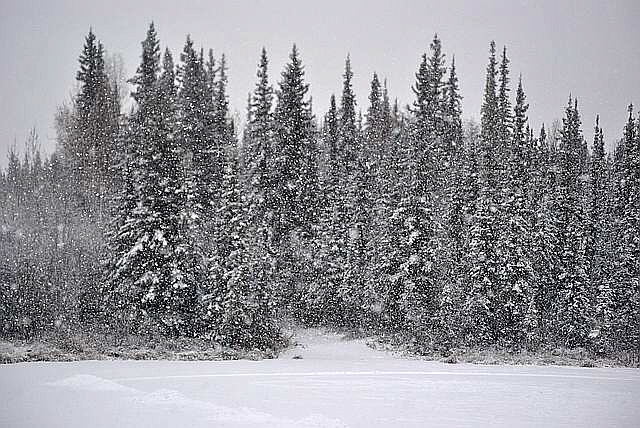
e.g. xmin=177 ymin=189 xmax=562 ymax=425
xmin=1 ymin=329 xmax=639 ymax=427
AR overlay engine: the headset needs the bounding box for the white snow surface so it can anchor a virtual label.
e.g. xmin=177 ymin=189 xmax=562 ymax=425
xmin=1 ymin=328 xmax=639 ymax=428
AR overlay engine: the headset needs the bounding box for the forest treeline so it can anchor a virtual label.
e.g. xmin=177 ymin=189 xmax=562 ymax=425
xmin=1 ymin=24 xmax=638 ymax=357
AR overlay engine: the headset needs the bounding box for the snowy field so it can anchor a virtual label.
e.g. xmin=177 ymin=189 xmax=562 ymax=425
xmin=1 ymin=330 xmax=639 ymax=428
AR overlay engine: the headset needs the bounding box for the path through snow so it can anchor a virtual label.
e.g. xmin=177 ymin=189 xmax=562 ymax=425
xmin=1 ymin=328 xmax=639 ymax=427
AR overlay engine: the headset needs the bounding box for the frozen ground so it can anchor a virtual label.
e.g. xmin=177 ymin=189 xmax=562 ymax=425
xmin=1 ymin=328 xmax=639 ymax=428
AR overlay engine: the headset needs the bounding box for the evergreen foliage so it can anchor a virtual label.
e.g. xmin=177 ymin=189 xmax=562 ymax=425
xmin=2 ymin=25 xmax=638 ymax=359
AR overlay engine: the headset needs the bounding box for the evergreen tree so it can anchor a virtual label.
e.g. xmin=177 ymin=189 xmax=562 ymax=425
xmin=130 ymin=23 xmax=161 ymax=106
xmin=465 ymin=42 xmax=502 ymax=343
xmin=245 ymin=48 xmax=274 ymax=229
xmin=366 ymin=72 xmax=394 ymax=323
xmin=272 ymin=45 xmax=317 ymax=239
xmin=106 ymin=25 xmax=201 ymax=336
xmin=496 ymin=74 xmax=536 ymax=346
xmin=589 ymin=116 xmax=616 ymax=349
xmin=70 ymin=28 xmax=120 ymax=185
xmin=241 ymin=48 xmax=282 ymax=330
xmin=271 ymin=45 xmax=319 ymax=313
xmin=312 ymin=93 xmax=347 ymax=324
xmin=412 ymin=34 xmax=446 ymax=141
xmin=345 ymin=60 xmax=380 ymax=326
xmin=391 ymin=37 xmax=447 ymax=334
xmin=611 ymin=105 xmax=640 ymax=352
xmin=177 ymin=36 xmax=217 ymax=214
xmin=553 ymin=97 xmax=592 ymax=346
xmin=437 ymin=56 xmax=466 ymax=344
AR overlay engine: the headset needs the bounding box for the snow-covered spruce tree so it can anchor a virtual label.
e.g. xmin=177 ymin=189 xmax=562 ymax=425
xmin=205 ymin=48 xmax=229 ymax=198
xmin=271 ymin=45 xmax=319 ymax=312
xmin=589 ymin=116 xmax=617 ymax=351
xmin=176 ymin=37 xmax=219 ymax=221
xmin=365 ymin=73 xmax=396 ymax=328
xmin=610 ymin=106 xmax=640 ymax=353
xmin=244 ymin=48 xmax=274 ymax=198
xmin=311 ymin=94 xmax=348 ymax=325
xmin=495 ymin=74 xmax=536 ymax=347
xmin=63 ymin=28 xmax=120 ymax=192
xmin=175 ymin=39 xmax=238 ymax=328
xmin=335 ymin=56 xmax=376 ymax=327
xmin=391 ymin=34 xmax=447 ymax=336
xmin=243 ymin=47 xmax=275 ymax=259
xmin=437 ymin=56 xmax=467 ymax=344
xmin=105 ymin=24 xmax=202 ymax=336
xmin=552 ymin=97 xmax=592 ymax=347
xmin=465 ymin=41 xmax=502 ymax=344
xmin=204 ymin=50 xmax=241 ymax=286
xmin=339 ymin=55 xmax=359 ymax=174
xmin=365 ymin=74 xmax=396 ymax=229
xmin=585 ymin=116 xmax=606 ymax=289
xmin=103 ymin=24 xmax=161 ymax=328
xmin=80 ymin=30 xmax=120 ymax=177
xmin=478 ymin=41 xmax=501 ymax=189
xmin=230 ymin=47 xmax=283 ymax=344
xmin=272 ymin=45 xmax=318 ymax=238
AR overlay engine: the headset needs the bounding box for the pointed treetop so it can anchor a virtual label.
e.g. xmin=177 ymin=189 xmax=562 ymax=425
xmin=249 ymin=47 xmax=273 ymax=123
xmin=593 ymin=114 xmax=605 ymax=161
xmin=207 ymin=48 xmax=216 ymax=70
xmin=480 ymin=40 xmax=499 ymax=143
xmin=276 ymin=43 xmax=310 ymax=120
xmin=368 ymin=72 xmax=381 ymax=105
xmin=341 ymin=54 xmax=357 ymax=134
xmin=539 ymin=123 xmax=547 ymax=149
xmin=623 ymin=103 xmax=636 ymax=145
xmin=77 ymin=27 xmax=106 ymax=83
xmin=289 ymin=44 xmax=300 ymax=67
xmin=366 ymin=72 xmax=383 ymax=131
xmin=446 ymin=55 xmax=462 ymax=103
xmin=497 ymin=45 xmax=512 ymax=137
xmin=513 ymin=74 xmax=530 ymax=157
xmin=128 ymin=23 xmax=161 ymax=107
xmin=217 ymin=53 xmax=228 ymax=86
xmin=325 ymin=94 xmax=339 ymax=161
xmin=343 ymin=54 xmax=354 ymax=89
xmin=159 ymin=47 xmax=176 ymax=98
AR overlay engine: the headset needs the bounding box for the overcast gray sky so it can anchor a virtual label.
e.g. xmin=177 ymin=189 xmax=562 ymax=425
xmin=1 ymin=0 xmax=639 ymax=168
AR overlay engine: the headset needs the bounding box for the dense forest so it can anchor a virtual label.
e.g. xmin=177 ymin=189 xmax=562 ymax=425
xmin=1 ymin=24 xmax=638 ymax=359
